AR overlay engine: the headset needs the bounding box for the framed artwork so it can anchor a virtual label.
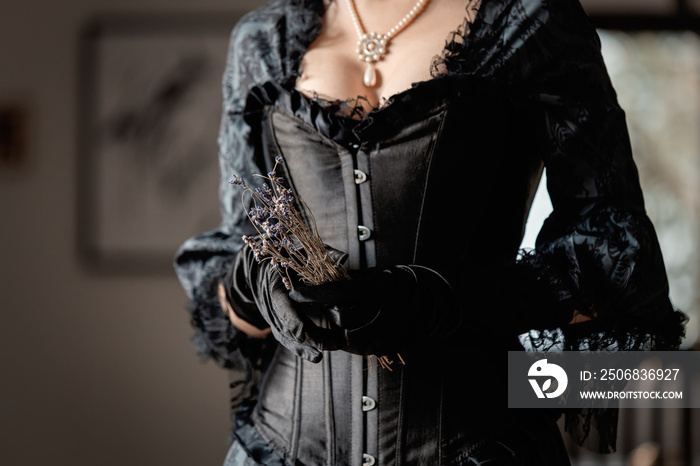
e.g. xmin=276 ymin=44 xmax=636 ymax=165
xmin=78 ymin=13 xmax=241 ymax=273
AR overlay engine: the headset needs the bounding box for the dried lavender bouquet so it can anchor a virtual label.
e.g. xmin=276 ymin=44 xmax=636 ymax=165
xmin=230 ymin=157 xmax=401 ymax=370
xmin=229 ymin=156 xmax=350 ymax=291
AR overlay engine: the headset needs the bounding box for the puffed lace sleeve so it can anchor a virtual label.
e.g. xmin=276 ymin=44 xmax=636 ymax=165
xmin=452 ymin=0 xmax=688 ymax=353
xmin=173 ymin=13 xmax=277 ymax=392
xmin=465 ymin=0 xmax=688 ymax=452
xmin=508 ymin=0 xmax=687 ymax=353
xmin=173 ymin=1 xmax=326 ymax=420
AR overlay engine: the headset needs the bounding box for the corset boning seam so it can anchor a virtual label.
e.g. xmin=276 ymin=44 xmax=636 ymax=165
xmin=291 ymin=355 xmax=302 ymax=461
xmin=323 ymin=353 xmax=335 ymax=465
xmin=410 ymin=103 xmax=449 ymax=263
xmin=251 ymin=347 xmax=294 ymax=462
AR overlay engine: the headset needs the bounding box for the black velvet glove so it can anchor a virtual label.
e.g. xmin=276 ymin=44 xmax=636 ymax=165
xmin=224 ymin=244 xmax=342 ymax=363
xmin=464 ymin=258 xmax=579 ymax=338
xmin=289 ymin=265 xmax=462 ymax=357
xmin=223 ymin=251 xmax=270 ymax=331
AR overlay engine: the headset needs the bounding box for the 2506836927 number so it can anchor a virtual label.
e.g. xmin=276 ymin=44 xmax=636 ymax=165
xmin=599 ymin=368 xmax=680 ymax=381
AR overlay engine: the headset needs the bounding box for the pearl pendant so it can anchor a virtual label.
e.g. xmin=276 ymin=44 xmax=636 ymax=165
xmin=363 ymin=62 xmax=377 ymax=88
xmin=356 ymin=32 xmax=386 ymax=88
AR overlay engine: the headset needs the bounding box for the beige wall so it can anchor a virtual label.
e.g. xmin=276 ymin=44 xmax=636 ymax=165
xmin=0 ymin=1 xmax=695 ymax=466
xmin=0 ymin=1 xmax=264 ymax=465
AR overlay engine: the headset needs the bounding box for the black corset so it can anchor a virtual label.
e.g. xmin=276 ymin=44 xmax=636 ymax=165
xmin=244 ymin=80 xmax=558 ymax=465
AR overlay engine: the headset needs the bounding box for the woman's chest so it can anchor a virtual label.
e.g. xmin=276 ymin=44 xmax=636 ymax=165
xmin=254 ymin=78 xmax=540 ymax=269
xmin=295 ymin=0 xmax=474 ymax=110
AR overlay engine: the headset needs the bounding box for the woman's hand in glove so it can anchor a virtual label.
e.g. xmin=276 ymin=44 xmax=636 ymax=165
xmin=223 ymin=244 xmax=343 ymax=363
xmin=289 ymin=265 xmax=462 ymax=357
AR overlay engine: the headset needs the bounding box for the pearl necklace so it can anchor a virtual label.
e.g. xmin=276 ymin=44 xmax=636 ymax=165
xmin=344 ymin=0 xmax=430 ymax=88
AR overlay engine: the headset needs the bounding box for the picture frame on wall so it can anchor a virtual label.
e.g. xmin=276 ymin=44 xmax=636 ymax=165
xmin=78 ymin=13 xmax=241 ymax=273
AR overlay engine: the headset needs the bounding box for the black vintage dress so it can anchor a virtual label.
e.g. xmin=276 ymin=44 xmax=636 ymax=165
xmin=174 ymin=0 xmax=688 ymax=464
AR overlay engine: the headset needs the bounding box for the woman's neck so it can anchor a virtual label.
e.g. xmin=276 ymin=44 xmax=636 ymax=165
xmin=295 ymin=0 xmax=473 ymax=109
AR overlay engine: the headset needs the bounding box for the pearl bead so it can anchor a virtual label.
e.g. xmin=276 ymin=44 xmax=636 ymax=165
xmin=344 ymin=0 xmax=430 ymax=86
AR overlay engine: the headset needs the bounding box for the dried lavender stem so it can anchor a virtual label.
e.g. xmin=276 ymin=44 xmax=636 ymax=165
xmin=232 ymin=159 xmax=349 ymax=290
xmin=231 ymin=160 xmax=403 ymax=369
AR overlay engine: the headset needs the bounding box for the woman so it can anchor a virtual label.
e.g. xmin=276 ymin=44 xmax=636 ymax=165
xmin=174 ymin=0 xmax=687 ymax=464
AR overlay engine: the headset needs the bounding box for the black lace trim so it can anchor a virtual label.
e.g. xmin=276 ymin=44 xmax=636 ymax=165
xmin=430 ymin=0 xmax=484 ymax=77
xmin=282 ymin=0 xmax=488 ymax=120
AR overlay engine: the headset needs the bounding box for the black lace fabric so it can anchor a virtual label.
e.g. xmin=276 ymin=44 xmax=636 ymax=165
xmin=430 ymin=0 xmax=482 ymax=77
xmin=292 ymin=0 xmax=488 ymax=119
xmin=174 ymin=0 xmax=688 ymax=455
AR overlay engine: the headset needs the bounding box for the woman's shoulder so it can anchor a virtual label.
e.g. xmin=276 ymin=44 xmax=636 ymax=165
xmin=225 ymin=0 xmax=323 ymax=82
xmin=229 ymin=0 xmax=321 ymax=44
xmin=459 ymin=0 xmax=600 ymax=80
xmin=479 ymin=0 xmax=591 ymax=22
xmin=228 ymin=0 xmax=287 ymax=46
xmin=476 ymin=0 xmax=597 ymax=45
